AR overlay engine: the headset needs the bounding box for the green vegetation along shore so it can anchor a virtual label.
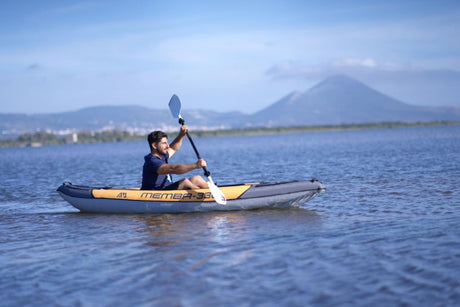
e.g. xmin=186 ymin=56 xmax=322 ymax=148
xmin=191 ymin=121 xmax=460 ymax=137
xmin=1 ymin=121 xmax=458 ymax=148
xmin=0 ymin=130 xmax=144 ymax=148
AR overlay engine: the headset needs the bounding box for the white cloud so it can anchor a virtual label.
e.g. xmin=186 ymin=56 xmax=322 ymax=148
xmin=333 ymin=58 xmax=377 ymax=68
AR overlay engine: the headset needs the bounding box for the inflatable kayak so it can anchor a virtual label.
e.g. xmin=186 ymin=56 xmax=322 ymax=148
xmin=57 ymin=179 xmax=325 ymax=213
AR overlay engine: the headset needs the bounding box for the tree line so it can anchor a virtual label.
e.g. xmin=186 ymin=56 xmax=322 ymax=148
xmin=0 ymin=121 xmax=458 ymax=148
xmin=0 ymin=130 xmax=144 ymax=147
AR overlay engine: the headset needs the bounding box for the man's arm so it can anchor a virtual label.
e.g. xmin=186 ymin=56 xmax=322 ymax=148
xmin=156 ymin=159 xmax=206 ymax=175
xmin=168 ymin=125 xmax=188 ymax=157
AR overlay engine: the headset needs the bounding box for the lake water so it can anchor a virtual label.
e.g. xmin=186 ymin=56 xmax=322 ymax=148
xmin=1 ymin=125 xmax=459 ymax=306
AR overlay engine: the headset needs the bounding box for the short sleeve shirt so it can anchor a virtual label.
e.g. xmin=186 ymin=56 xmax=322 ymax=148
xmin=141 ymin=153 xmax=172 ymax=190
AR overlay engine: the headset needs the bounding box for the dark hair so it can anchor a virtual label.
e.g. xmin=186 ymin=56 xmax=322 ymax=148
xmin=147 ymin=131 xmax=168 ymax=152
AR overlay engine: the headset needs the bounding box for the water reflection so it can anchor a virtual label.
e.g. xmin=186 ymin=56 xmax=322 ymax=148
xmin=137 ymin=208 xmax=322 ymax=248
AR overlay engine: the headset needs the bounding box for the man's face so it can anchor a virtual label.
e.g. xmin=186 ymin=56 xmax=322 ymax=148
xmin=153 ymin=137 xmax=169 ymax=155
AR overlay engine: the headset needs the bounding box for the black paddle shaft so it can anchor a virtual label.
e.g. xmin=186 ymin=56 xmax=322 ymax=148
xmin=179 ymin=118 xmax=211 ymax=177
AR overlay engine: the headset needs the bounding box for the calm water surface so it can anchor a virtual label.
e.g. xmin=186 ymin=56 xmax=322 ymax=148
xmin=1 ymin=126 xmax=459 ymax=306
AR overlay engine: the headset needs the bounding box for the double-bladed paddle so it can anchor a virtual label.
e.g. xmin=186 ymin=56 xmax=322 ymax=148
xmin=168 ymin=94 xmax=227 ymax=205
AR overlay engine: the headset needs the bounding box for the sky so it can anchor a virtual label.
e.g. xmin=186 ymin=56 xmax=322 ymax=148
xmin=1 ymin=0 xmax=459 ymax=114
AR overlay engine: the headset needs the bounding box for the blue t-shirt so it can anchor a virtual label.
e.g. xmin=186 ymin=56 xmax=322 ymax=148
xmin=141 ymin=153 xmax=172 ymax=190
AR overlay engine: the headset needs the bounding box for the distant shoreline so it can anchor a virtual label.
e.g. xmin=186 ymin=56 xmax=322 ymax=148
xmin=191 ymin=121 xmax=460 ymax=138
xmin=1 ymin=121 xmax=458 ymax=148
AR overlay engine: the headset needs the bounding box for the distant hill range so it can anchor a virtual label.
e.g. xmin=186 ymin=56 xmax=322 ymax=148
xmin=1 ymin=75 xmax=459 ymax=137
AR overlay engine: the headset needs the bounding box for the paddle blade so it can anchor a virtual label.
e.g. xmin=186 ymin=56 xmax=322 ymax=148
xmin=207 ymin=176 xmax=227 ymax=205
xmin=168 ymin=94 xmax=182 ymax=119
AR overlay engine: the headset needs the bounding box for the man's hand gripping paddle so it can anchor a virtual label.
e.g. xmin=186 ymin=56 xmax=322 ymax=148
xmin=168 ymin=94 xmax=227 ymax=205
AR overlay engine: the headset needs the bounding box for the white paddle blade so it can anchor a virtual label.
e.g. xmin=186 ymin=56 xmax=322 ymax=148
xmin=207 ymin=176 xmax=227 ymax=205
xmin=168 ymin=94 xmax=182 ymax=119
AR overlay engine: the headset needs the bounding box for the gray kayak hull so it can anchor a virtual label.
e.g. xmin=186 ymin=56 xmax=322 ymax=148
xmin=57 ymin=180 xmax=326 ymax=213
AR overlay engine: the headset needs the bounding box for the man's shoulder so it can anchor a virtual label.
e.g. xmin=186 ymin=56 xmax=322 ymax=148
xmin=145 ymin=153 xmax=168 ymax=164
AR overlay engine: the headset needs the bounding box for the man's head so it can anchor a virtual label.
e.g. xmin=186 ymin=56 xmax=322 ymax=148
xmin=148 ymin=131 xmax=168 ymax=155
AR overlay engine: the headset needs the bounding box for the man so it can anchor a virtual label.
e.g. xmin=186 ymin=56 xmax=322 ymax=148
xmin=141 ymin=125 xmax=209 ymax=190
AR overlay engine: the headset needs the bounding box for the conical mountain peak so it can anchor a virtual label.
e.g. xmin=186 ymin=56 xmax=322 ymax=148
xmin=249 ymin=75 xmax=457 ymax=126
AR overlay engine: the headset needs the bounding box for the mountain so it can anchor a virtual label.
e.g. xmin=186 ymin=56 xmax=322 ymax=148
xmin=0 ymin=106 xmax=245 ymax=136
xmin=248 ymin=75 xmax=460 ymax=126
xmin=1 ymin=75 xmax=459 ymax=137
